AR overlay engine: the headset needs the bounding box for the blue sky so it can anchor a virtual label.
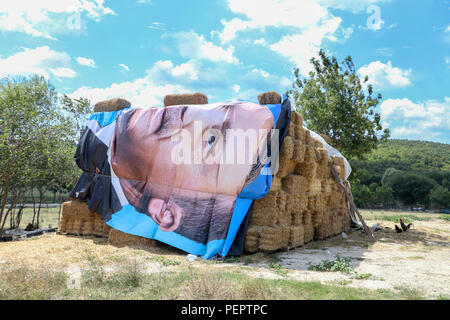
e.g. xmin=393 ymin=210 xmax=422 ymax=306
xmin=0 ymin=0 xmax=449 ymax=143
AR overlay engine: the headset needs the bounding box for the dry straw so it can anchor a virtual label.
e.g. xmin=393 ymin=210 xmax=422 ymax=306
xmin=59 ymin=91 xmax=352 ymax=253
xmin=163 ymin=93 xmax=208 ymax=107
xmin=244 ymin=92 xmax=351 ymax=253
xmin=94 ymin=98 xmax=131 ymax=113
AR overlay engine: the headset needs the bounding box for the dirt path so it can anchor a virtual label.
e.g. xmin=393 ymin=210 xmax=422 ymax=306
xmin=237 ymin=218 xmax=450 ymax=298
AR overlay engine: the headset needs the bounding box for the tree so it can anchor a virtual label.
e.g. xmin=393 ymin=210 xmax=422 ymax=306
xmin=288 ymin=49 xmax=390 ymax=160
xmin=430 ymin=186 xmax=450 ymax=209
xmin=374 ymin=185 xmax=395 ymax=208
xmin=0 ymin=75 xmax=84 ymax=232
xmin=382 ymin=170 xmax=435 ymax=207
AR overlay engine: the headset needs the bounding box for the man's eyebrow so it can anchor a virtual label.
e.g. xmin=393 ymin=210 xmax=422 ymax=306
xmin=181 ymin=106 xmax=188 ymax=121
xmin=154 ymin=107 xmax=167 ymax=134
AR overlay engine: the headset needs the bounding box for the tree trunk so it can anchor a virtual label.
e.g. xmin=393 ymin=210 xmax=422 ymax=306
xmin=0 ymin=176 xmax=11 ymax=234
xmin=36 ymin=187 xmax=44 ymax=229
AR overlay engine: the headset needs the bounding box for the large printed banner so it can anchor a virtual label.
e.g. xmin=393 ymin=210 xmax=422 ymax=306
xmin=71 ymin=97 xmax=291 ymax=259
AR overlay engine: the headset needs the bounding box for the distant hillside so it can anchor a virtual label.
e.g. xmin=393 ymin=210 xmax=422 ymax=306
xmin=350 ymin=139 xmax=450 ymax=208
xmin=352 ymin=139 xmax=450 ymax=177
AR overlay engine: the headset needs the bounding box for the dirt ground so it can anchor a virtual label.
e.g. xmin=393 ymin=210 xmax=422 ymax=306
xmin=243 ymin=217 xmax=450 ymax=298
xmin=0 ymin=211 xmax=448 ymax=299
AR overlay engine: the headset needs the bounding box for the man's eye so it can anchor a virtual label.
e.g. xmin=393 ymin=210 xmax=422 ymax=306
xmin=208 ymin=135 xmax=216 ymax=145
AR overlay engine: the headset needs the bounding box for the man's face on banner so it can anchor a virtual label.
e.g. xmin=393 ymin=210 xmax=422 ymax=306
xmin=111 ymin=102 xmax=273 ymax=238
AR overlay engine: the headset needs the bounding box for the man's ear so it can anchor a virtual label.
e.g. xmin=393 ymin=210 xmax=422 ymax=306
xmin=147 ymin=198 xmax=182 ymax=232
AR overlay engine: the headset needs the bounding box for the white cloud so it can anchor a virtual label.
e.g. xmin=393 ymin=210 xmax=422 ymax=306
xmin=240 ymin=68 xmax=291 ymax=94
xmin=119 ymin=64 xmax=130 ymax=71
xmin=49 ymin=67 xmax=76 ymax=78
xmin=270 ymin=17 xmax=342 ymax=75
xmin=253 ymin=38 xmax=267 ymax=45
xmin=147 ymin=22 xmax=165 ymax=30
xmin=358 ymin=61 xmax=412 ymax=89
xmin=0 ymin=1 xmax=115 ymax=39
xmin=70 ymin=59 xmax=229 ymax=107
xmin=76 ymin=57 xmax=96 ymax=68
xmin=215 ymin=0 xmax=359 ymax=75
xmin=233 ymin=85 xmax=240 ymax=93
xmin=172 ymin=31 xmax=239 ymax=64
xmin=218 ymin=0 xmax=330 ymax=44
xmin=380 ymin=97 xmax=450 ymax=142
xmin=318 ymin=0 xmax=391 ymax=13
xmin=0 ymin=46 xmax=75 ymax=79
xmin=445 ymin=25 xmax=450 ymax=33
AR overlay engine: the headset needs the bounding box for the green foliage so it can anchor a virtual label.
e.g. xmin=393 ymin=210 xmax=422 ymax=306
xmin=430 ymin=186 xmax=450 ymax=208
xmin=0 ymin=75 xmax=92 ymax=231
xmin=308 ymin=255 xmax=354 ymax=273
xmin=288 ymin=49 xmax=389 ymax=159
xmin=351 ymin=140 xmax=449 ymax=209
xmin=382 ymin=171 xmax=436 ymax=206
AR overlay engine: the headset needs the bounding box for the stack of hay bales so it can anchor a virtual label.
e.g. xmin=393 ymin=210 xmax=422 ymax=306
xmin=244 ymin=109 xmax=351 ymax=253
xmin=59 ymin=92 xmax=351 ymax=252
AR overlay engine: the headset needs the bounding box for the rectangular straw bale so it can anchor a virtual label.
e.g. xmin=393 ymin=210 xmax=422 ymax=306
xmin=321 ymin=182 xmax=333 ymax=194
xmin=331 ymin=217 xmax=343 ymax=236
xmin=294 ymin=162 xmax=317 ymax=180
xmin=311 ymin=210 xmax=324 ymax=228
xmin=291 ymin=209 xmax=304 ymax=226
xmin=244 ymin=227 xmax=261 ymax=253
xmin=295 ymin=125 xmax=306 ymax=142
xmin=314 ymin=222 xmax=331 ymax=240
xmin=249 ymin=207 xmax=278 ymax=226
xmin=305 ymin=130 xmax=313 ymax=145
xmin=258 ymin=226 xmax=290 ymax=251
xmin=282 ymin=174 xmax=308 ymax=194
xmin=255 ymin=191 xmax=278 ymax=208
xmin=311 ymin=137 xmax=323 ymax=149
xmin=317 ymin=148 xmax=329 ymax=166
xmin=304 ymin=145 xmax=317 ymax=163
xmin=277 ymin=207 xmax=292 ymax=226
xmin=302 ymin=210 xmax=312 ymax=225
xmin=286 ymin=193 xmax=301 ymax=214
xmin=292 ymin=111 xmax=303 ymax=125
xmin=271 ymin=177 xmax=282 ymax=192
xmin=309 ymin=179 xmax=322 ymax=193
xmin=288 ymin=225 xmax=305 ymax=248
xmin=81 ymin=219 xmax=95 ymax=233
xmin=71 ymin=221 xmax=83 ymax=235
xmin=303 ymin=223 xmax=314 ymax=243
xmin=276 ymin=157 xmax=296 ymax=178
xmin=292 ymin=140 xmax=305 ymax=162
xmin=276 ymin=190 xmax=288 ymax=211
xmin=280 ymin=136 xmax=294 ymax=159
xmin=287 ymin=122 xmax=295 ymax=137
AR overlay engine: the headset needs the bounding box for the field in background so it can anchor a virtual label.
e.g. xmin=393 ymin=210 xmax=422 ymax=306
xmin=0 ymin=209 xmax=448 ymax=300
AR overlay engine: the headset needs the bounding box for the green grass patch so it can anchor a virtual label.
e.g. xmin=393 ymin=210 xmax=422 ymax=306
xmin=148 ymin=256 xmax=180 ymax=267
xmin=308 ymin=255 xmax=354 ymax=273
xmin=439 ymin=215 xmax=450 ymax=221
xmin=0 ymin=261 xmax=428 ymax=300
xmin=368 ymin=214 xmax=431 ymax=224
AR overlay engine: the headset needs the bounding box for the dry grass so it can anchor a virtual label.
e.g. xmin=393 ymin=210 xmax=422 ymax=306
xmin=0 ymin=209 xmax=447 ymax=300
